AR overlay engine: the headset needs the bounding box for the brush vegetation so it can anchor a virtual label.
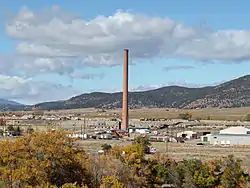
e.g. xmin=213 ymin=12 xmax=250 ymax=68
xmin=0 ymin=130 xmax=248 ymax=188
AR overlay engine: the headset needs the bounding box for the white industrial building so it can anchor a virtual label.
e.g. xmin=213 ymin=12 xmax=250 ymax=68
xmin=209 ymin=126 xmax=250 ymax=146
xmin=219 ymin=126 xmax=250 ymax=134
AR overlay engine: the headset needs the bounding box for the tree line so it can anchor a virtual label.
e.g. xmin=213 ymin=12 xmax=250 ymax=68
xmin=0 ymin=130 xmax=248 ymax=188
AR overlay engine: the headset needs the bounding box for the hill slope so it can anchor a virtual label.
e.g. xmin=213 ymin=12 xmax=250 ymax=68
xmin=33 ymin=75 xmax=250 ymax=110
xmin=0 ymin=99 xmax=26 ymax=111
xmin=0 ymin=99 xmax=23 ymax=106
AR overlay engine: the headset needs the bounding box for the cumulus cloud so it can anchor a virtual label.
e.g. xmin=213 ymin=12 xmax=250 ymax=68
xmin=0 ymin=75 xmax=78 ymax=105
xmin=163 ymin=65 xmax=195 ymax=72
xmin=129 ymin=85 xmax=162 ymax=92
xmin=68 ymin=73 xmax=104 ymax=80
xmin=3 ymin=6 xmax=250 ymax=77
xmin=95 ymin=81 xmax=208 ymax=93
xmin=2 ymin=6 xmax=250 ymax=103
xmin=129 ymin=80 xmax=220 ymax=92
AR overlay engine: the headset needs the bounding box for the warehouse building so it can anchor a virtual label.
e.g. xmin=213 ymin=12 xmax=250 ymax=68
xmin=210 ymin=126 xmax=250 ymax=146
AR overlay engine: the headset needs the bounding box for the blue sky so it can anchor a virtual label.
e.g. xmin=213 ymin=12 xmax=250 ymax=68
xmin=1 ymin=0 xmax=250 ymax=104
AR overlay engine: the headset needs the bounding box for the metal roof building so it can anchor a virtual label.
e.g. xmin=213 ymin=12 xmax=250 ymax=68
xmin=219 ymin=126 xmax=250 ymax=135
xmin=210 ymin=126 xmax=250 ymax=146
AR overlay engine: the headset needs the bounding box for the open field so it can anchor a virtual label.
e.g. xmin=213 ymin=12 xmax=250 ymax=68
xmin=128 ymin=107 xmax=250 ymax=120
xmin=34 ymin=107 xmax=250 ymax=121
xmin=75 ymin=139 xmax=250 ymax=169
xmin=12 ymin=106 xmax=250 ymax=121
xmin=151 ymin=142 xmax=250 ymax=168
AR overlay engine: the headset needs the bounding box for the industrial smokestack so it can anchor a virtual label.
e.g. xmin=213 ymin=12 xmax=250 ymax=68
xmin=122 ymin=49 xmax=129 ymax=130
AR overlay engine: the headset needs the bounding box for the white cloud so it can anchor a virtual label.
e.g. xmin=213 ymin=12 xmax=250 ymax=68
xmin=2 ymin=6 xmax=250 ymax=103
xmin=129 ymin=85 xmax=162 ymax=92
xmin=4 ymin=6 xmax=250 ymax=77
xmin=0 ymin=75 xmax=78 ymax=105
xmin=163 ymin=65 xmax=195 ymax=72
xmin=69 ymin=73 xmax=104 ymax=80
xmin=94 ymin=81 xmax=212 ymax=93
xmin=129 ymin=80 xmax=218 ymax=92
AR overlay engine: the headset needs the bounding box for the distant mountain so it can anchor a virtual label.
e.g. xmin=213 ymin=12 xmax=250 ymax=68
xmin=0 ymin=99 xmax=23 ymax=106
xmin=0 ymin=99 xmax=28 ymax=111
xmin=31 ymin=75 xmax=250 ymax=110
xmin=2 ymin=75 xmax=250 ymax=111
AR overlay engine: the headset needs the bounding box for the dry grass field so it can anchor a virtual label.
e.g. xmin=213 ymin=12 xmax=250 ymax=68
xmin=76 ymin=139 xmax=250 ymax=169
xmin=128 ymin=107 xmax=250 ymax=120
xmin=42 ymin=107 xmax=250 ymax=121
xmin=152 ymin=142 xmax=250 ymax=169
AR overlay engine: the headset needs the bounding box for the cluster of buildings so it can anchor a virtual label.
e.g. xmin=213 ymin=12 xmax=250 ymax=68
xmin=162 ymin=126 xmax=250 ymax=147
xmin=68 ymin=126 xmax=151 ymax=140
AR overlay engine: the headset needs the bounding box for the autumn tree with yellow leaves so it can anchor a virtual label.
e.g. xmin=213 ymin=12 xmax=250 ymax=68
xmin=0 ymin=130 xmax=91 ymax=187
xmin=0 ymin=131 xmax=248 ymax=188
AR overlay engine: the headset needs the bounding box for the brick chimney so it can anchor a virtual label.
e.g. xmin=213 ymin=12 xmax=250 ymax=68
xmin=122 ymin=49 xmax=129 ymax=130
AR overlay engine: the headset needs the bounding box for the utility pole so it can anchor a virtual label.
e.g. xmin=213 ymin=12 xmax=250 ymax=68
xmin=165 ymin=139 xmax=168 ymax=157
xmin=81 ymin=123 xmax=83 ymax=137
xmin=166 ymin=125 xmax=169 ymax=157
xmin=72 ymin=123 xmax=76 ymax=135
xmin=84 ymin=117 xmax=86 ymax=134
xmin=3 ymin=123 xmax=5 ymax=139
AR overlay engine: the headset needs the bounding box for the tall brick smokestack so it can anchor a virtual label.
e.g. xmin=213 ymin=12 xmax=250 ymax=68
xmin=122 ymin=49 xmax=129 ymax=130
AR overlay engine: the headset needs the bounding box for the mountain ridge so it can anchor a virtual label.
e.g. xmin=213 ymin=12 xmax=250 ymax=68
xmin=0 ymin=99 xmax=23 ymax=106
xmin=1 ymin=75 xmax=250 ymax=111
xmin=33 ymin=75 xmax=250 ymax=110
